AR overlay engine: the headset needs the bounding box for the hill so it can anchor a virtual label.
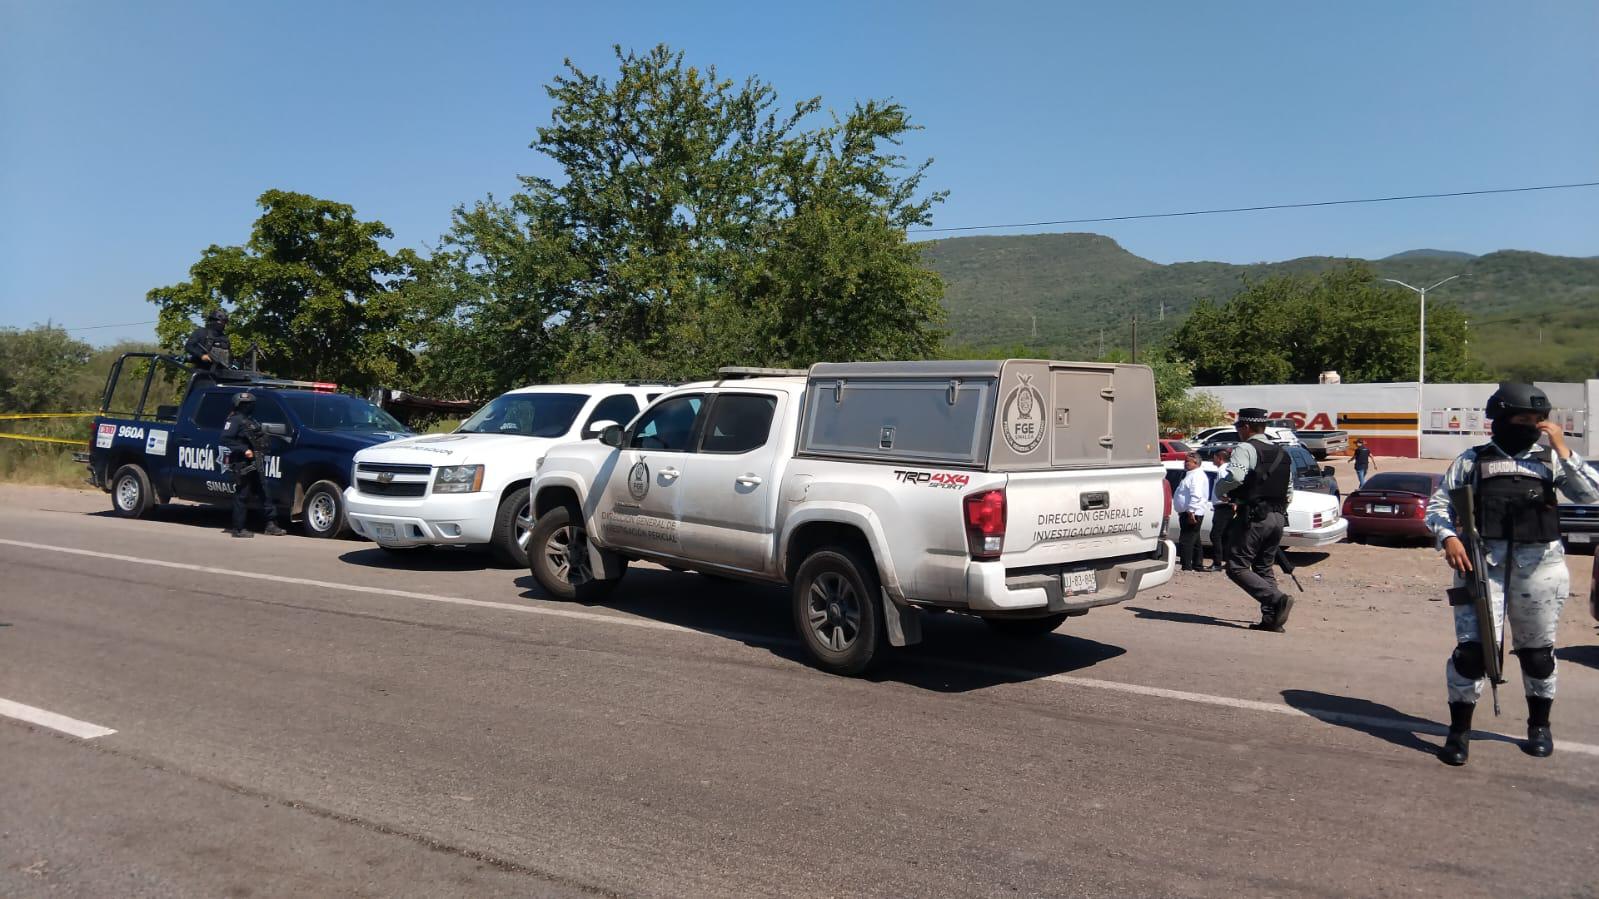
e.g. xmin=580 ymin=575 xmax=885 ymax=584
xmin=919 ymin=234 xmax=1599 ymax=380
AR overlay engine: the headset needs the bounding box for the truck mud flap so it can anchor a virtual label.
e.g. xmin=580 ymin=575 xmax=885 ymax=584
xmin=1005 ymin=543 xmax=1173 ymax=613
xmin=881 ymin=589 xmax=923 ymax=647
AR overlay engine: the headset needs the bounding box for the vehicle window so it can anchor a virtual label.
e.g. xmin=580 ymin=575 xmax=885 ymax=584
xmin=1205 ymin=432 xmax=1238 ymax=444
xmin=458 ymin=392 xmax=587 ymax=438
xmin=1167 ymin=440 xmax=1191 ymax=453
xmin=1363 ymin=473 xmax=1437 ymax=495
xmin=700 ymin=394 xmax=777 ymax=454
xmin=630 ymin=395 xmax=704 ymax=451
xmin=584 ymin=394 xmax=641 ymax=434
xmin=280 ymin=393 xmax=408 ymax=433
xmin=192 ymin=392 xmax=234 ymax=429
xmin=1287 ymin=445 xmax=1316 ymax=472
xmin=253 ymin=396 xmax=288 ymax=428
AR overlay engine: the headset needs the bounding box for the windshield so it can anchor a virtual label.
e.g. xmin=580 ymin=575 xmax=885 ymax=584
xmin=280 ymin=393 xmax=410 ymax=433
xmin=457 ymin=392 xmax=587 ymax=438
xmin=1362 ymin=473 xmax=1438 ymax=495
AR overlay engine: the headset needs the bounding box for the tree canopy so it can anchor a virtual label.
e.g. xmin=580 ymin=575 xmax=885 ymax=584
xmin=147 ymin=190 xmax=430 ymax=394
xmin=0 ymin=325 xmax=93 ymax=413
xmin=424 ymin=44 xmax=947 ymax=393
xmin=1164 ymin=263 xmax=1487 ymax=386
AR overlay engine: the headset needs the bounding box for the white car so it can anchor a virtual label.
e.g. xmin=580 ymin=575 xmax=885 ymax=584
xmin=1167 ymin=489 xmax=1348 ymax=548
xmin=344 ymin=383 xmax=667 ymax=565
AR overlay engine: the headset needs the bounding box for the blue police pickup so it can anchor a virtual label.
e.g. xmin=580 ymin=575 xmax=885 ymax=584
xmin=86 ymin=353 xmax=410 ymax=537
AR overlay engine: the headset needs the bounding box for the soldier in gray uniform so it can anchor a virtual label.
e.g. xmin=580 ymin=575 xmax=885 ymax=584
xmin=1215 ymin=408 xmax=1296 ymax=632
xmin=1425 ymin=383 xmax=1599 ymax=765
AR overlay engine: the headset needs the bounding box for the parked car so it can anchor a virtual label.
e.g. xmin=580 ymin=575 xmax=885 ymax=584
xmin=1341 ymin=472 xmax=1444 ymax=543
xmin=1159 ymin=439 xmax=1192 ymax=462
xmin=1295 ymin=429 xmax=1350 ymax=460
xmin=1559 ymin=463 xmax=1599 ymax=553
xmin=1163 ymin=487 xmax=1347 ymax=548
xmin=1191 ymin=426 xmax=1237 ymax=445
xmin=344 ymin=382 xmax=670 ymax=566
xmin=1190 ymin=442 xmax=1337 ymax=497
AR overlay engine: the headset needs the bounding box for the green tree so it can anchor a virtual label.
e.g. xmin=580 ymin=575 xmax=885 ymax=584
xmin=147 ymin=190 xmax=429 ymax=393
xmin=1165 ymin=262 xmax=1487 ymax=385
xmin=430 ymin=44 xmax=946 ymax=390
xmin=0 ymin=324 xmax=93 ymax=413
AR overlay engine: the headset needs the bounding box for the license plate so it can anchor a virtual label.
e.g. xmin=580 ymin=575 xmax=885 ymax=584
xmin=374 ymin=523 xmax=397 ymax=540
xmin=1570 ymin=533 xmax=1593 ymax=544
xmin=1371 ymin=504 xmax=1395 ymax=514
xmin=1062 ymin=569 xmax=1098 ymax=595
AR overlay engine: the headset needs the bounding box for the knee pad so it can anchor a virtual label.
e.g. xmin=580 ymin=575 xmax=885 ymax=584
xmin=1516 ymin=645 xmax=1556 ymax=679
xmin=1451 ymin=641 xmax=1486 ymax=680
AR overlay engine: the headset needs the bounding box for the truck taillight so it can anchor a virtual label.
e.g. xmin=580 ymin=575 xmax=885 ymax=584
xmin=964 ymin=489 xmax=1006 ymax=561
xmin=1162 ymin=477 xmax=1173 ymax=532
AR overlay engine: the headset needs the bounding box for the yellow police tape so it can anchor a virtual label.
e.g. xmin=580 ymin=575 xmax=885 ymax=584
xmin=0 ymin=412 xmax=98 ymax=421
xmin=0 ymin=433 xmax=85 ymax=446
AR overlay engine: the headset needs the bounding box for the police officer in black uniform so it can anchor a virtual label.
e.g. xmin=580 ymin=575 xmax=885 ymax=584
xmin=185 ymin=309 xmax=233 ymax=370
xmin=222 ymin=392 xmax=286 ymax=538
xmin=1214 ymin=408 xmax=1296 ymax=631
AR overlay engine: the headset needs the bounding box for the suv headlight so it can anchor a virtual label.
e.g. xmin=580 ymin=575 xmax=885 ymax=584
xmin=434 ymin=464 xmax=484 ymax=493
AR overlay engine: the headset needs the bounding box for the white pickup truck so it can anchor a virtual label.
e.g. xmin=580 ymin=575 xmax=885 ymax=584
xmin=344 ymin=383 xmax=668 ymax=565
xmin=529 ymin=361 xmax=1176 ymax=674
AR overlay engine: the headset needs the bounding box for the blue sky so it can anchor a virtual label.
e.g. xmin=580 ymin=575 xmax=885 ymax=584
xmin=3 ymin=0 xmax=1596 ymax=344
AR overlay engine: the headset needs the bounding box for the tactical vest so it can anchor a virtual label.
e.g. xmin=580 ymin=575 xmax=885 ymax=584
xmin=1236 ymin=440 xmax=1292 ymax=514
xmin=1472 ymin=446 xmax=1559 ymax=542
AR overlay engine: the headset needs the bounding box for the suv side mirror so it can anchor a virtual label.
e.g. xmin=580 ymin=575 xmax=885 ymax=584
xmin=600 ymin=424 xmax=624 ymax=448
xmin=155 ymin=404 xmax=179 ymax=422
xmin=585 ymin=419 xmax=619 ymax=440
xmin=260 ymin=422 xmax=290 ymax=438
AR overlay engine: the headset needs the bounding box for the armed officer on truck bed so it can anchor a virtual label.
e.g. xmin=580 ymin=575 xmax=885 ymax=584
xmin=185 ymin=309 xmax=233 ymax=371
xmin=1425 ymin=383 xmax=1599 ymax=766
xmin=1214 ymin=408 xmax=1296 ymax=632
xmin=222 ymin=391 xmax=286 ymax=538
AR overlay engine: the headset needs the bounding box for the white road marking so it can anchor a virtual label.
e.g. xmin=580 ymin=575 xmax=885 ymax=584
xmin=3 ymin=536 xmax=1597 ymax=758
xmin=0 ymin=698 xmax=117 ymax=739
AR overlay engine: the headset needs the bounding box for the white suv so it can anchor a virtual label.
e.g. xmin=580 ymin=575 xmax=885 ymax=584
xmin=345 ymin=383 xmax=667 ymax=565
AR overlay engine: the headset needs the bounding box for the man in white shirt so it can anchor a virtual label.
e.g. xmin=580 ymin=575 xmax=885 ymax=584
xmin=1172 ymin=452 xmax=1212 ymax=571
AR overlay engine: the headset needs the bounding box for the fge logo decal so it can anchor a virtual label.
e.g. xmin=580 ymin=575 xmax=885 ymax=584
xmin=95 ymin=423 xmax=116 ymax=448
xmin=1001 ymin=375 xmax=1045 ymax=455
xmin=893 ymin=470 xmax=971 ymax=490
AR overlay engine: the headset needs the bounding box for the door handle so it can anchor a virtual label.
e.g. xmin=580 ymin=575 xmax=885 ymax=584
xmin=736 ymin=474 xmax=763 ymax=487
xmin=659 ymin=467 xmax=681 ymax=481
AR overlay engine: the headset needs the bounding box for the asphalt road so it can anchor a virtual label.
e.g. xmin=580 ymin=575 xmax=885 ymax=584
xmin=2 ymin=485 xmax=1597 ymax=898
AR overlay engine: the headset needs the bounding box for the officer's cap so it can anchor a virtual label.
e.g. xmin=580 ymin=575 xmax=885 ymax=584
xmin=1235 ymin=407 xmax=1272 ymax=424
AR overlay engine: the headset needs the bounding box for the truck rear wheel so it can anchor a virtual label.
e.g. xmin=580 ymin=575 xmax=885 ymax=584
xmin=110 ymin=464 xmax=155 ymax=519
xmin=301 ymin=480 xmax=349 ymax=539
xmin=529 ymin=506 xmax=623 ymax=602
xmin=489 ymin=486 xmax=533 ymax=568
xmin=792 ymin=548 xmax=883 ymax=676
xmin=984 ymin=613 xmax=1070 ymax=639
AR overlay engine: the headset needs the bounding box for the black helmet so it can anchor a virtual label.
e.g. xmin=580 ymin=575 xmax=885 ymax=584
xmin=233 ymin=391 xmax=256 ymax=409
xmin=206 ymin=308 xmax=230 ymax=326
xmin=1485 ymin=382 xmax=1550 ymax=420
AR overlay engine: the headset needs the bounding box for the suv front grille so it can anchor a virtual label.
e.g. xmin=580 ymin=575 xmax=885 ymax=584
xmin=355 ymin=461 xmax=431 ymax=497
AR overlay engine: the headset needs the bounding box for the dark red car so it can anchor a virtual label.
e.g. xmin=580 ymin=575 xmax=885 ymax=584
xmin=1159 ymin=439 xmax=1191 ymax=463
xmin=1342 ymin=472 xmax=1444 ymax=543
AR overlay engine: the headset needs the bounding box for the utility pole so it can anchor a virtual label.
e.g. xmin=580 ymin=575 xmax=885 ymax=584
xmin=1131 ymin=313 xmax=1139 ymax=363
xmin=1384 ymin=274 xmax=1462 ymax=452
xmin=1159 ymin=301 xmax=1165 ymax=322
xmin=1099 ymin=328 xmax=1105 ymax=358
xmin=1029 ymin=312 xmax=1038 ymax=340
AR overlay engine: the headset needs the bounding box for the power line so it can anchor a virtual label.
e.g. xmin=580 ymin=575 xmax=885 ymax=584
xmin=912 ymin=180 xmax=1599 ymax=234
xmin=63 ymin=320 xmax=159 ymax=332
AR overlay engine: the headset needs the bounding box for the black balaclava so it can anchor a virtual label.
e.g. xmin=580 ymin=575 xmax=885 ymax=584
xmin=1491 ymin=418 xmax=1541 ymax=454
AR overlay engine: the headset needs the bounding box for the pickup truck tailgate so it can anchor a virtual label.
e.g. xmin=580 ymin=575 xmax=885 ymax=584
xmin=1002 ymin=466 xmax=1166 ymax=567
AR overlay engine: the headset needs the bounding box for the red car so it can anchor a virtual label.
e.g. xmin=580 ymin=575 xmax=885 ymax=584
xmin=1159 ymin=439 xmax=1192 ymax=462
xmin=1342 ymin=472 xmax=1444 ymax=543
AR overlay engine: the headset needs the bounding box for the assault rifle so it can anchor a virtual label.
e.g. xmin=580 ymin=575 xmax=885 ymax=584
xmin=1446 ymin=485 xmax=1504 ymax=715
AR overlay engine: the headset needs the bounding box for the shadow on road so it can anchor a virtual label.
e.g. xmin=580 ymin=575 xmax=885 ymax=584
xmin=1282 ymin=550 xmax=1331 ymax=568
xmin=338 ymin=546 xmax=500 ymax=572
xmin=1281 ymin=690 xmax=1443 ymax=754
xmin=515 ymin=568 xmax=1126 ymax=693
xmin=1556 ymin=645 xmax=1599 ymax=671
xmin=1125 ymin=606 xmax=1249 ymax=630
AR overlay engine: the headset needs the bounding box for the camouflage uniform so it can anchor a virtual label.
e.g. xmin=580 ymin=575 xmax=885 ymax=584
xmin=1426 ymin=445 xmax=1599 ymax=703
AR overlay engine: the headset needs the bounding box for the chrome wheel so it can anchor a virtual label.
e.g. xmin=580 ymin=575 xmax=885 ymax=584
xmin=544 ymin=524 xmax=593 ymax=586
xmin=115 ymin=476 xmax=141 ymax=511
xmin=307 ymin=492 xmax=338 ymax=533
xmin=514 ymin=502 xmax=535 ymax=550
xmin=806 ymin=571 xmax=861 ymax=652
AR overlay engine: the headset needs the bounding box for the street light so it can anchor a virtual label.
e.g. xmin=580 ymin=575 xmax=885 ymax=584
xmin=1384 ymin=274 xmax=1462 ymax=453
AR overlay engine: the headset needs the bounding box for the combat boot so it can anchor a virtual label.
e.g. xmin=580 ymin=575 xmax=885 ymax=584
xmin=1523 ymin=696 xmax=1554 ymax=758
xmin=1438 ymin=702 xmax=1474 ymax=766
xmin=230 ymin=529 xmax=254 ymax=539
xmin=263 ymin=522 xmax=287 ymax=536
